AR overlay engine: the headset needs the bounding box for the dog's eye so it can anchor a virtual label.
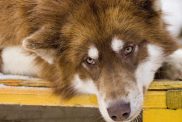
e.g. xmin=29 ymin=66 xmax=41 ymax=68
xmin=124 ymin=45 xmax=135 ymax=56
xmin=85 ymin=57 xmax=96 ymax=65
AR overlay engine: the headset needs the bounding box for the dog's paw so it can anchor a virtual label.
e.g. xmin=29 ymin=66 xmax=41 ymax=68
xmin=160 ymin=63 xmax=182 ymax=80
xmin=161 ymin=49 xmax=182 ymax=80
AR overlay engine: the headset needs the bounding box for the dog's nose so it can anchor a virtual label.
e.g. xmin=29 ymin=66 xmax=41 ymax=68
xmin=107 ymin=102 xmax=131 ymax=121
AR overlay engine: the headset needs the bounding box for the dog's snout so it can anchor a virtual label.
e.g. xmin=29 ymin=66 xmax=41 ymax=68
xmin=107 ymin=101 xmax=131 ymax=121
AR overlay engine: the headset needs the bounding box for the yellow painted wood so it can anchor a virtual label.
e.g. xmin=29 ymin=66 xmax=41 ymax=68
xmin=144 ymin=91 xmax=166 ymax=109
xmin=0 ymin=87 xmax=98 ymax=107
xmin=0 ymin=79 xmax=50 ymax=87
xmin=0 ymin=80 xmax=181 ymax=108
xmin=149 ymin=80 xmax=182 ymax=90
xmin=167 ymin=90 xmax=182 ymax=109
xmin=0 ymin=85 xmax=167 ymax=109
xmin=0 ymin=79 xmax=182 ymax=122
xmin=1 ymin=80 xmax=182 ymax=90
xmin=143 ymin=109 xmax=182 ymax=122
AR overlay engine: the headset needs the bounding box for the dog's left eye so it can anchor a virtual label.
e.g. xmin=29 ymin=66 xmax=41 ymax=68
xmin=123 ymin=45 xmax=135 ymax=56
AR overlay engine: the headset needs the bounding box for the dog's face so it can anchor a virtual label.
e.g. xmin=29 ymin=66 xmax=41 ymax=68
xmin=40 ymin=0 xmax=178 ymax=122
xmin=64 ymin=39 xmax=164 ymax=122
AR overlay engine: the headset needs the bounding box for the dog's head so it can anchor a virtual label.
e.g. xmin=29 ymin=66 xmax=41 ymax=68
xmin=37 ymin=0 xmax=178 ymax=121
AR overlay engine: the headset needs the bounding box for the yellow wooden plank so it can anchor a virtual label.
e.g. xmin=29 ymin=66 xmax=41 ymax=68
xmin=0 ymin=80 xmax=182 ymax=122
xmin=1 ymin=80 xmax=182 ymax=90
xmin=149 ymin=80 xmax=182 ymax=90
xmin=144 ymin=91 xmax=166 ymax=109
xmin=0 ymin=79 xmax=50 ymax=87
xmin=143 ymin=109 xmax=182 ymax=122
xmin=0 ymin=80 xmax=181 ymax=109
xmin=0 ymin=86 xmax=167 ymax=109
xmin=0 ymin=87 xmax=98 ymax=107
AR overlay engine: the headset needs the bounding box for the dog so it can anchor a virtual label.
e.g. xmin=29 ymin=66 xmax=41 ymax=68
xmin=0 ymin=0 xmax=182 ymax=122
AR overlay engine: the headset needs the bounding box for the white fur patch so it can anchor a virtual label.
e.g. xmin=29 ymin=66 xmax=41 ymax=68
xmin=72 ymin=74 xmax=97 ymax=94
xmin=1 ymin=46 xmax=39 ymax=76
xmin=127 ymin=87 xmax=143 ymax=121
xmin=161 ymin=0 xmax=182 ymax=37
xmin=135 ymin=44 xmax=164 ymax=91
xmin=168 ymin=49 xmax=182 ymax=64
xmin=111 ymin=38 xmax=124 ymax=53
xmin=88 ymin=46 xmax=99 ymax=59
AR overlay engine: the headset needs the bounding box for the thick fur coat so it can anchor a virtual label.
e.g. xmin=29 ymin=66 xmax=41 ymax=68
xmin=0 ymin=0 xmax=181 ymax=122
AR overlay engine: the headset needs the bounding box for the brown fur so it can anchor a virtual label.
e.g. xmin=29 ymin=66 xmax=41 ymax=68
xmin=1 ymin=1 xmax=180 ymax=121
xmin=0 ymin=0 xmax=179 ymax=98
xmin=0 ymin=49 xmax=2 ymax=71
xmin=179 ymin=29 xmax=182 ymax=39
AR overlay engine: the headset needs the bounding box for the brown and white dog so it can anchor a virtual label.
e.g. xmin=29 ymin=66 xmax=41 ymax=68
xmin=0 ymin=0 xmax=182 ymax=122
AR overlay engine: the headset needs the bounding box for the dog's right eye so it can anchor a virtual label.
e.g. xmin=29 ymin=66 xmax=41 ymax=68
xmin=85 ymin=57 xmax=96 ymax=65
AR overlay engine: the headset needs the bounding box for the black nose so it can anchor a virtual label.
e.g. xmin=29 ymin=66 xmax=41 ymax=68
xmin=107 ymin=101 xmax=131 ymax=121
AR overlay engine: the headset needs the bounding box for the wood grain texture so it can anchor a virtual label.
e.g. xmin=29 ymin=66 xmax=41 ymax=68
xmin=149 ymin=80 xmax=182 ymax=90
xmin=1 ymin=80 xmax=182 ymax=90
xmin=167 ymin=90 xmax=182 ymax=109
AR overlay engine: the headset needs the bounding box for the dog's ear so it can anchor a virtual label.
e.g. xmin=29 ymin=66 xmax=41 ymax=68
xmin=22 ymin=24 xmax=69 ymax=64
xmin=22 ymin=35 xmax=68 ymax=64
xmin=134 ymin=0 xmax=161 ymax=11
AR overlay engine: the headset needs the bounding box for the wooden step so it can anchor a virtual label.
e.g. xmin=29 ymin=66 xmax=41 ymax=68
xmin=0 ymin=79 xmax=181 ymax=122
